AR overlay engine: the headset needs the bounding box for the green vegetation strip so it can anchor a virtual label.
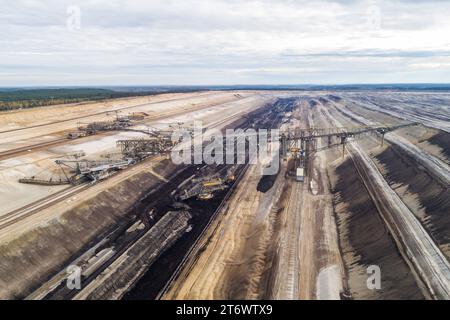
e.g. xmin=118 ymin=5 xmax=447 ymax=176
xmin=0 ymin=88 xmax=200 ymax=111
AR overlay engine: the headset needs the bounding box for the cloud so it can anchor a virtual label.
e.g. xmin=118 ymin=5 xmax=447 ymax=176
xmin=1 ymin=0 xmax=450 ymax=85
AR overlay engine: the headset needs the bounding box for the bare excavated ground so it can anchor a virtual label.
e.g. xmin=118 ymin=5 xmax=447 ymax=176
xmin=164 ymin=162 xmax=283 ymax=299
xmin=428 ymin=131 xmax=450 ymax=161
xmin=322 ymin=92 xmax=450 ymax=260
xmin=163 ymin=92 xmax=449 ymax=300
xmin=374 ymin=144 xmax=450 ymax=258
xmin=337 ymin=91 xmax=450 ymax=133
xmin=320 ymin=92 xmax=449 ymax=299
xmin=305 ymin=96 xmax=425 ymax=299
xmin=0 ymin=91 xmax=269 ymax=299
xmin=0 ymin=91 xmax=263 ymax=217
xmin=0 ymin=90 xmax=448 ymax=300
xmin=396 ymin=126 xmax=449 ymax=165
xmin=0 ymin=165 xmax=162 ymax=299
xmin=326 ymin=95 xmax=450 ymax=166
xmin=0 ymin=92 xmax=267 ymax=220
xmin=163 ymin=100 xmax=291 ymax=300
xmin=0 ymin=91 xmax=227 ymax=130
xmin=133 ymin=92 xmax=447 ymax=300
xmin=330 ymin=158 xmax=424 ymax=300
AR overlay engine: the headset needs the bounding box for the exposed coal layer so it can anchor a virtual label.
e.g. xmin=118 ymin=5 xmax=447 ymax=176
xmin=123 ymin=187 xmax=230 ymax=300
xmin=44 ymin=162 xmax=201 ymax=300
xmin=428 ymin=131 xmax=450 ymax=160
xmin=0 ymin=167 xmax=165 ymax=299
xmin=257 ymin=171 xmax=278 ymax=193
xmin=375 ymin=144 xmax=450 ymax=258
xmin=327 ymin=94 xmax=342 ymax=102
xmin=124 ymin=98 xmax=290 ymax=299
xmin=309 ymin=100 xmax=318 ymax=107
xmin=333 ymin=158 xmax=424 ymax=300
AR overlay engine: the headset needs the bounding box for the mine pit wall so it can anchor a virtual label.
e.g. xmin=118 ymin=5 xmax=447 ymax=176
xmin=0 ymin=159 xmax=178 ymax=299
xmin=333 ymin=96 xmax=450 ymax=166
xmin=428 ymin=131 xmax=450 ymax=161
xmin=223 ymin=164 xmax=286 ymax=300
xmin=76 ymin=211 xmax=191 ymax=300
xmin=330 ymin=158 xmax=425 ymax=300
xmin=260 ymin=179 xmax=291 ymax=299
xmin=373 ymin=144 xmax=450 ymax=259
xmin=393 ymin=126 xmax=450 ymax=166
xmin=159 ymin=100 xmax=291 ymax=300
xmin=302 ymin=95 xmax=449 ymax=299
xmin=320 ymin=95 xmax=423 ymax=299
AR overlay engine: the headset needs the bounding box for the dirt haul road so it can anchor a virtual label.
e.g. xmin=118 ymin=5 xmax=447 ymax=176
xmin=164 ymin=97 xmax=344 ymax=300
xmin=0 ymin=93 xmax=268 ymax=218
xmin=349 ymin=142 xmax=450 ymax=299
xmin=0 ymin=91 xmax=246 ymax=154
xmin=0 ymin=94 xmax=268 ymax=241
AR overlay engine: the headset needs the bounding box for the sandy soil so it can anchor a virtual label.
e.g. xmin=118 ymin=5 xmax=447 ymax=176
xmin=165 ymin=93 xmax=447 ymax=300
xmin=0 ymin=92 xmax=246 ymax=153
xmin=165 ymin=97 xmax=345 ymax=300
xmin=340 ymin=91 xmax=450 ymax=133
xmin=321 ymin=95 xmax=448 ymax=298
xmin=0 ymin=92 xmax=268 ymax=299
xmin=1 ymin=90 xmax=447 ymax=300
xmin=0 ymin=91 xmax=219 ymax=129
xmin=0 ymin=93 xmax=267 ymax=217
xmin=165 ymin=161 xmax=282 ymax=299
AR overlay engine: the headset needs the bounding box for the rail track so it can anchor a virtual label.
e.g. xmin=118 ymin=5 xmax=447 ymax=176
xmin=156 ymin=100 xmax=284 ymax=299
xmin=0 ymin=91 xmax=216 ymax=135
xmin=0 ymin=183 xmax=90 ymax=231
xmin=320 ymin=99 xmax=450 ymax=299
xmin=156 ymin=160 xmax=251 ymax=299
xmin=0 ymin=94 xmax=248 ymax=160
xmin=21 ymin=101 xmax=264 ymax=300
xmin=0 ymin=138 xmax=69 ymax=160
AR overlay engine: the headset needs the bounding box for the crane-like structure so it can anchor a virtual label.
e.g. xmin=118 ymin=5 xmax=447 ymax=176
xmin=116 ymin=139 xmax=174 ymax=159
xmin=279 ymin=122 xmax=419 ymax=180
xmin=55 ymin=158 xmax=134 ymax=183
xmin=20 ymin=118 xmax=419 ymax=187
xmin=280 ymin=122 xmax=418 ymax=158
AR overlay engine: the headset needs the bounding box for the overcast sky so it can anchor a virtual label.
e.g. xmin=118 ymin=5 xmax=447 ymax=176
xmin=1 ymin=0 xmax=450 ymax=86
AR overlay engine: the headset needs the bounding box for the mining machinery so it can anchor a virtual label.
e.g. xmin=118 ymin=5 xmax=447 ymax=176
xmin=279 ymin=122 xmax=419 ymax=180
xmin=116 ymin=138 xmax=174 ymax=159
xmin=55 ymin=158 xmax=134 ymax=183
xmin=176 ymin=166 xmax=237 ymax=201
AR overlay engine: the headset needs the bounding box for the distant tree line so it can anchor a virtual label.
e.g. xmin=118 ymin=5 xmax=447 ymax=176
xmin=0 ymin=88 xmax=199 ymax=111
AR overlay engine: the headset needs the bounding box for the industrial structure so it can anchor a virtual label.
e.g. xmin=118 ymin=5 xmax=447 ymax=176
xmin=20 ymin=114 xmax=418 ymax=189
xmin=55 ymin=158 xmax=134 ymax=183
xmin=175 ymin=166 xmax=237 ymax=201
xmin=280 ymin=122 xmax=418 ymax=180
xmin=116 ymin=138 xmax=174 ymax=159
xmin=20 ymin=118 xmax=194 ymax=186
xmin=5 ymin=90 xmax=448 ymax=302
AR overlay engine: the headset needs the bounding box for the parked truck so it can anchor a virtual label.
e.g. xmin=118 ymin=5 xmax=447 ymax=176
xmin=296 ymin=167 xmax=304 ymax=182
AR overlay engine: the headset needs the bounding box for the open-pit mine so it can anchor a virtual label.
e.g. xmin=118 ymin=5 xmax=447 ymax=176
xmin=1 ymin=90 xmax=449 ymax=300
